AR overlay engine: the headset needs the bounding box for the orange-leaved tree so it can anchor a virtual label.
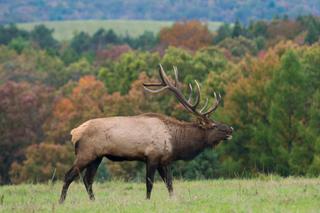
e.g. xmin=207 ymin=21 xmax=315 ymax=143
xmin=159 ymin=20 xmax=212 ymax=51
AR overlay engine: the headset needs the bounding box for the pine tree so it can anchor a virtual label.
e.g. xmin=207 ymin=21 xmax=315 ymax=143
xmin=307 ymin=90 xmax=320 ymax=175
xmin=305 ymin=23 xmax=319 ymax=44
xmin=213 ymin=23 xmax=232 ymax=44
xmin=232 ymin=20 xmax=242 ymax=38
xmin=266 ymin=50 xmax=308 ymax=175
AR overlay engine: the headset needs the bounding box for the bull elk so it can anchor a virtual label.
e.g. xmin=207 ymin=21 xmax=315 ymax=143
xmin=59 ymin=64 xmax=233 ymax=203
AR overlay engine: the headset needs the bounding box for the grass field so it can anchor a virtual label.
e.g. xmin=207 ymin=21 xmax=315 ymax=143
xmin=17 ymin=20 xmax=222 ymax=41
xmin=1 ymin=178 xmax=320 ymax=213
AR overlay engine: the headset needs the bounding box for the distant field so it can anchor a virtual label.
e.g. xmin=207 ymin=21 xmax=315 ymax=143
xmin=17 ymin=20 xmax=223 ymax=41
xmin=1 ymin=178 xmax=320 ymax=212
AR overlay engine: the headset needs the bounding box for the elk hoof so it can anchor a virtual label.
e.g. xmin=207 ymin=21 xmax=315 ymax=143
xmin=59 ymin=198 xmax=65 ymax=204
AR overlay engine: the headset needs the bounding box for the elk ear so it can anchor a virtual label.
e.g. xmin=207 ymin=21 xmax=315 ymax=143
xmin=211 ymin=123 xmax=217 ymax=128
xmin=196 ymin=117 xmax=209 ymax=128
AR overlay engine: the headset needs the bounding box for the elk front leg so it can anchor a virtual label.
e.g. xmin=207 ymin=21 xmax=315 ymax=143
xmin=158 ymin=165 xmax=173 ymax=196
xmin=146 ymin=160 xmax=157 ymax=199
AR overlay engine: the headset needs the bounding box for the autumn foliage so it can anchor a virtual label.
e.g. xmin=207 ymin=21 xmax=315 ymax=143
xmin=0 ymin=17 xmax=320 ymax=184
xmin=10 ymin=143 xmax=73 ymax=184
xmin=0 ymin=81 xmax=53 ymax=183
xmin=159 ymin=21 xmax=213 ymax=51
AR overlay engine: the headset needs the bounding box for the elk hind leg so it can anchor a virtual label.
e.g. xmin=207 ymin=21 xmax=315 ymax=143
xmin=83 ymin=157 xmax=102 ymax=201
xmin=59 ymin=157 xmax=90 ymax=204
xmin=59 ymin=163 xmax=85 ymax=204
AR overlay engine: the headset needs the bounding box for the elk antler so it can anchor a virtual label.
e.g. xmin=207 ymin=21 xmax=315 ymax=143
xmin=143 ymin=64 xmax=221 ymax=118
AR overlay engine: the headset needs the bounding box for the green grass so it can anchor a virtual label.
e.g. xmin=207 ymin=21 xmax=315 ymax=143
xmin=1 ymin=178 xmax=320 ymax=212
xmin=17 ymin=19 xmax=222 ymax=41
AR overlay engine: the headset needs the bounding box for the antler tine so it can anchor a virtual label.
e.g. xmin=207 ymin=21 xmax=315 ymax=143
xmin=187 ymin=80 xmax=201 ymax=107
xmin=191 ymin=80 xmax=201 ymax=109
xmin=143 ymin=85 xmax=169 ymax=93
xmin=187 ymin=83 xmax=193 ymax=102
xmin=200 ymin=97 xmax=209 ymax=113
xmin=143 ymin=82 xmax=164 ymax=87
xmin=142 ymin=64 xmax=171 ymax=93
xmin=173 ymin=66 xmax=179 ymax=87
xmin=159 ymin=64 xmax=172 ymax=86
xmin=202 ymin=92 xmax=222 ymax=116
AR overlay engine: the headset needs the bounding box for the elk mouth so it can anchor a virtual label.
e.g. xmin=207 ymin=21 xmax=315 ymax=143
xmin=226 ymin=126 xmax=233 ymax=140
xmin=226 ymin=135 xmax=232 ymax=140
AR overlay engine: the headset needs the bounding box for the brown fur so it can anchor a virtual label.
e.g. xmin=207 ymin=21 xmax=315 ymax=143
xmin=140 ymin=113 xmax=197 ymax=128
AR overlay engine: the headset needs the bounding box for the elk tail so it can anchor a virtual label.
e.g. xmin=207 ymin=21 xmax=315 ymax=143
xmin=70 ymin=122 xmax=90 ymax=144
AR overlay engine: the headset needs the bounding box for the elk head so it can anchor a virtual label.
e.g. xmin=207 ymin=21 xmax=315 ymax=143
xmin=143 ymin=64 xmax=233 ymax=146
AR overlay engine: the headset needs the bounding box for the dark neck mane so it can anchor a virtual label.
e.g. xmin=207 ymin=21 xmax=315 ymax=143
xmin=141 ymin=113 xmax=208 ymax=161
xmin=140 ymin=112 xmax=198 ymax=128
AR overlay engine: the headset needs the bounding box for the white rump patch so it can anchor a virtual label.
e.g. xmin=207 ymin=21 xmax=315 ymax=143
xmin=70 ymin=121 xmax=90 ymax=145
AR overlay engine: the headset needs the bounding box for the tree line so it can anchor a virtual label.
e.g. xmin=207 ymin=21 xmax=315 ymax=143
xmin=0 ymin=16 xmax=319 ymax=184
xmin=1 ymin=0 xmax=320 ymax=24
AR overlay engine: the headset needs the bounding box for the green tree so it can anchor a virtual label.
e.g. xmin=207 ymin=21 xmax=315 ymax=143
xmin=91 ymin=29 xmax=119 ymax=51
xmin=0 ymin=46 xmax=65 ymax=87
xmin=255 ymin=36 xmax=266 ymax=51
xmin=133 ymin=31 xmax=158 ymax=50
xmin=221 ymin=46 xmax=282 ymax=176
xmin=191 ymin=47 xmax=229 ymax=82
xmin=298 ymin=15 xmax=320 ymax=45
xmin=64 ymin=58 xmax=95 ymax=82
xmin=218 ymin=36 xmax=258 ymax=59
xmin=232 ymin=20 xmax=242 ymax=38
xmin=0 ymin=24 xmax=29 ymax=45
xmin=305 ymin=23 xmax=319 ymax=44
xmin=248 ymin=21 xmax=268 ymax=37
xmin=60 ymin=47 xmax=79 ymax=65
xmin=160 ymin=47 xmax=193 ymax=83
xmin=173 ymin=150 xmax=221 ymax=179
xmin=307 ymin=91 xmax=320 ymax=175
xmin=70 ymin=32 xmax=91 ymax=53
xmin=8 ymin=37 xmax=30 ymax=54
xmin=30 ymin=25 xmax=58 ymax=51
xmin=266 ymin=50 xmax=308 ymax=175
xmin=302 ymin=47 xmax=320 ymax=174
xmin=99 ymin=51 xmax=159 ymax=94
xmin=213 ymin=23 xmax=232 ymax=44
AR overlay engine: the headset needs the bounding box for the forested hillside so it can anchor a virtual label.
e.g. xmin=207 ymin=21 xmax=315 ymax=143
xmin=1 ymin=0 xmax=320 ymax=24
xmin=1 ymin=16 xmax=320 ymax=184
